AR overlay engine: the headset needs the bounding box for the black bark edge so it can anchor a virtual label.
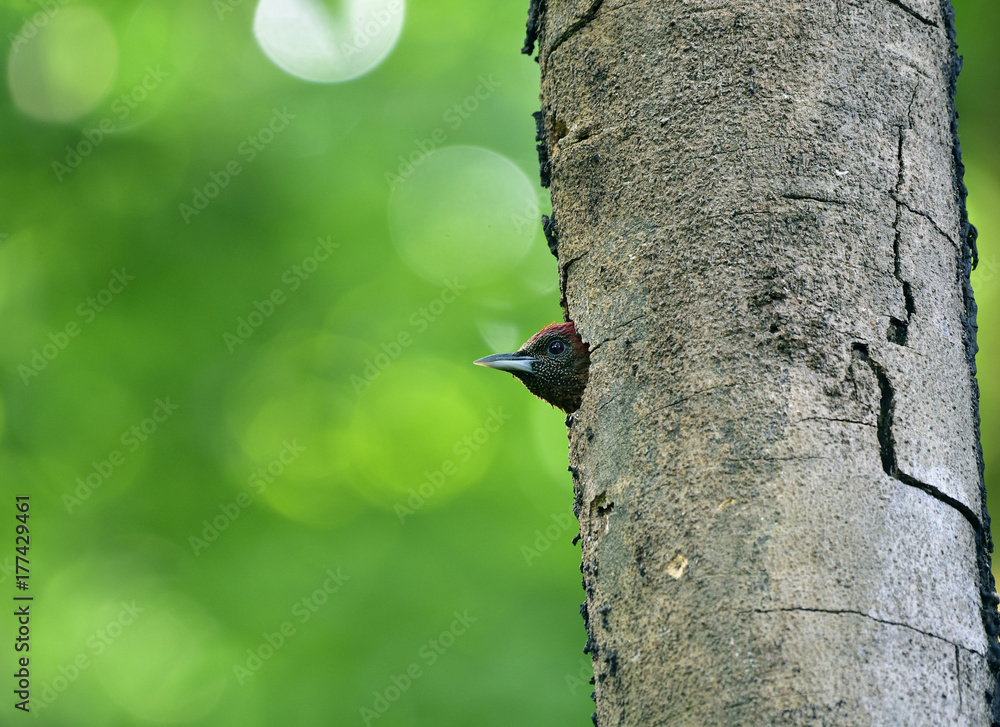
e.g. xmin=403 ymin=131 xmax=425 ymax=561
xmin=522 ymin=0 xmax=545 ymax=56
xmin=532 ymin=109 xmax=552 ymax=188
xmin=940 ymin=1 xmax=1000 ymax=721
xmin=543 ymin=213 xmax=559 ymax=257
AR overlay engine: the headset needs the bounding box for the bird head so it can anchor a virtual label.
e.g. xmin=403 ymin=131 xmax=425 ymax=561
xmin=474 ymin=321 xmax=590 ymax=413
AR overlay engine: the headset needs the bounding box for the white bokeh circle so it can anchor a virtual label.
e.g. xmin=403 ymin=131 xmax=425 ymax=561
xmin=254 ymin=0 xmax=404 ymax=83
xmin=388 ymin=146 xmax=539 ymax=285
xmin=7 ymin=5 xmax=118 ymax=123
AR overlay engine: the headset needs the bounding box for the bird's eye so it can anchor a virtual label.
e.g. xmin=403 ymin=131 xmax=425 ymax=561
xmin=548 ymin=339 xmax=566 ymax=356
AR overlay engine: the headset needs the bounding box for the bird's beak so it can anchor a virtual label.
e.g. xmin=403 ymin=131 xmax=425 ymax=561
xmin=473 ymin=352 xmax=537 ymax=373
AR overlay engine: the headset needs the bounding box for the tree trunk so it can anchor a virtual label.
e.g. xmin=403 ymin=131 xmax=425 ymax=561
xmin=526 ymin=0 xmax=1000 ymax=723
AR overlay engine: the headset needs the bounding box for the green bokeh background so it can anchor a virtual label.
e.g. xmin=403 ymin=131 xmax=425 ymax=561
xmin=0 ymin=1 xmax=996 ymax=725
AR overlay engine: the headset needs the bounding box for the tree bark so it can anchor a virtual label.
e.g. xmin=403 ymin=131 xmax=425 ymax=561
xmin=527 ymin=0 xmax=1000 ymax=723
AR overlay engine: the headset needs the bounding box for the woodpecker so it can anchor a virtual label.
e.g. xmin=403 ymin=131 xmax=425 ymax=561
xmin=474 ymin=321 xmax=590 ymax=413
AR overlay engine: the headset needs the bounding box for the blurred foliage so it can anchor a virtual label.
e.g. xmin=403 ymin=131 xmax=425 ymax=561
xmin=0 ymin=1 xmax=995 ymax=725
xmin=958 ymin=0 xmax=1000 ymax=568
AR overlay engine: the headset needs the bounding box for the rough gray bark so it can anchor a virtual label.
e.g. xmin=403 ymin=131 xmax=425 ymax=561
xmin=526 ymin=0 xmax=999 ymax=724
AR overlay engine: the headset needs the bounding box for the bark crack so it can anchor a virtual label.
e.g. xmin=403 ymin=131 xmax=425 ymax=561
xmin=722 ymin=455 xmax=829 ymax=463
xmin=687 ymin=139 xmax=813 ymax=162
xmin=887 ymin=115 xmax=916 ymax=347
xmin=601 ymin=0 xmax=646 ymax=15
xmin=892 ymin=193 xmax=959 ymax=248
xmin=781 ymin=192 xmax=847 ymax=206
xmin=596 ymin=393 xmax=622 ymax=413
xmin=750 ymin=606 xmax=982 ymax=655
xmin=955 ymin=643 xmax=963 ymax=712
xmin=561 ymin=251 xmax=588 ymax=275
xmin=640 ymin=383 xmax=735 ymax=420
xmin=544 ymin=0 xmax=605 ymax=69
xmin=560 ymin=252 xmax=590 ymax=319
xmin=557 ymin=124 xmax=608 ymax=150
xmin=796 ymin=415 xmax=875 ymax=427
xmin=589 ymin=314 xmax=649 ymax=353
xmin=852 ymin=343 xmax=981 ymax=532
xmin=881 ymin=0 xmax=939 ymax=27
